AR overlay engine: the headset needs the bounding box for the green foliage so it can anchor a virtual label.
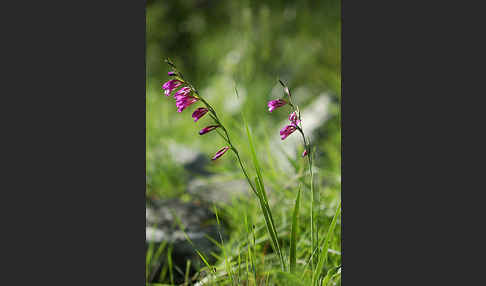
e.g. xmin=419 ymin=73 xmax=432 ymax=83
xmin=312 ymin=201 xmax=341 ymax=285
xmin=290 ymin=187 xmax=301 ymax=273
xmin=245 ymin=118 xmax=286 ymax=271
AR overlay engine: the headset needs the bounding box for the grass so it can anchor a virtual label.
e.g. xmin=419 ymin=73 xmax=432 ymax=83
xmin=289 ymin=186 xmax=301 ymax=273
xmin=146 ymin=68 xmax=341 ymax=284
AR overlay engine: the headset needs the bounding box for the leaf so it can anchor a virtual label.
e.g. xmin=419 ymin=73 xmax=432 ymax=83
xmin=243 ymin=115 xmax=286 ymax=271
xmin=312 ymin=201 xmax=341 ymax=285
xmin=290 ymin=187 xmax=302 ymax=272
xmin=184 ymin=260 xmax=191 ymax=285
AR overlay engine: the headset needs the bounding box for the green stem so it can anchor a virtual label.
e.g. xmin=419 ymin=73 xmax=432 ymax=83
xmin=169 ymin=63 xmax=286 ymax=270
xmin=288 ymin=88 xmax=315 ymax=269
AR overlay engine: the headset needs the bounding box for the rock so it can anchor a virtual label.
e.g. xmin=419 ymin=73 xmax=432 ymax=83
xmin=168 ymin=141 xmax=212 ymax=176
xmin=187 ymin=175 xmax=250 ymax=204
xmin=146 ymin=198 xmax=225 ymax=284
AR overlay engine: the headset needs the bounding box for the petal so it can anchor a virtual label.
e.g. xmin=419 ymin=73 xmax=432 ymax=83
xmin=212 ymin=146 xmax=230 ymax=160
xmin=302 ymin=149 xmax=308 ymax=157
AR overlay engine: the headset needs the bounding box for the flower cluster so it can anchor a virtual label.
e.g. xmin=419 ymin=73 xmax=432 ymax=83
xmin=267 ymin=82 xmax=309 ymax=158
xmin=162 ymin=70 xmax=230 ymax=160
xmin=280 ymin=111 xmax=300 ymax=140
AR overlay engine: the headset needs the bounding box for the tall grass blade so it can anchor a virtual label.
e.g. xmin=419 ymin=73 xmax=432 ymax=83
xmin=290 ymin=187 xmax=301 ymax=272
xmin=320 ymin=265 xmax=340 ymax=286
xmin=312 ymin=201 xmax=341 ymax=286
xmin=148 ymin=241 xmax=168 ymax=282
xmin=243 ymin=116 xmax=285 ymax=271
xmin=185 ymin=260 xmax=191 ymax=285
xmin=167 ymin=246 xmax=174 ymax=285
xmin=310 ymin=161 xmax=315 ymax=270
xmin=237 ymin=246 xmax=242 ymax=285
xmin=146 ymin=242 xmax=155 ymax=282
xmin=213 ymin=205 xmax=234 ymax=285
xmin=244 ymin=213 xmax=257 ymax=283
xmin=254 ymin=177 xmax=285 ymax=271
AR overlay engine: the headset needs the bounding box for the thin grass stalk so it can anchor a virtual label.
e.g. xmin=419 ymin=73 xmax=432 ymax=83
xmin=167 ymin=245 xmax=174 ymax=285
xmin=185 ymin=260 xmax=191 ymax=285
xmin=213 ymin=205 xmax=235 ymax=285
xmin=280 ymin=80 xmax=316 ymax=269
xmin=312 ymin=201 xmax=341 ymax=286
xmin=243 ymin=117 xmax=284 ymax=269
xmin=290 ymin=187 xmax=302 ymax=272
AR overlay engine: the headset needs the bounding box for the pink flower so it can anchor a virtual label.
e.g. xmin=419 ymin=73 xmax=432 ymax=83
xmin=175 ymin=95 xmax=198 ymax=112
xmin=268 ymin=99 xmax=287 ymax=112
xmin=289 ymin=112 xmax=300 ymax=126
xmin=174 ymin=86 xmax=191 ymax=99
xmin=302 ymin=149 xmax=308 ymax=157
xmin=280 ymin=124 xmax=297 ymax=140
xmin=192 ymin=107 xmax=208 ymax=122
xmin=168 ymin=71 xmax=176 ymax=76
xmin=172 ymin=86 xmax=198 ymax=112
xmin=199 ymin=125 xmax=219 ymax=135
xmin=212 ymin=146 xmax=230 ymax=160
xmin=162 ymin=79 xmax=182 ymax=96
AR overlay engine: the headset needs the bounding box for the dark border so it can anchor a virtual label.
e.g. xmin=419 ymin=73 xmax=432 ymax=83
xmin=3 ymin=1 xmax=146 ymax=284
xmin=4 ymin=0 xmax=478 ymax=284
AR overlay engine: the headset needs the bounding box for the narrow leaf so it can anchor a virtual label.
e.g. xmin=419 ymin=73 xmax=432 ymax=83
xmin=312 ymin=201 xmax=341 ymax=285
xmin=290 ymin=187 xmax=301 ymax=272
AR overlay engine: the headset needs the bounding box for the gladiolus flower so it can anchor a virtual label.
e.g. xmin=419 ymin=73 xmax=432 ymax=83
xmin=175 ymin=95 xmax=198 ymax=112
xmin=162 ymin=79 xmax=182 ymax=96
xmin=212 ymin=146 xmax=230 ymax=160
xmin=174 ymin=86 xmax=192 ymax=99
xmin=168 ymin=71 xmax=176 ymax=76
xmin=302 ymin=149 xmax=308 ymax=157
xmin=289 ymin=111 xmax=300 ymax=126
xmin=192 ymin=107 xmax=208 ymax=122
xmin=280 ymin=124 xmax=297 ymax=140
xmin=268 ymin=99 xmax=287 ymax=112
xmin=199 ymin=125 xmax=219 ymax=135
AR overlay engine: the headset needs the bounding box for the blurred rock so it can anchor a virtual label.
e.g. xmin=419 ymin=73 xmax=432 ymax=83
xmin=168 ymin=141 xmax=212 ymax=176
xmin=187 ymin=175 xmax=250 ymax=204
xmin=146 ymin=198 xmax=225 ymax=284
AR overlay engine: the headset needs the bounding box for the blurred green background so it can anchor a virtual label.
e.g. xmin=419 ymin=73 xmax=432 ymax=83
xmin=147 ymin=0 xmax=340 ymax=197
xmin=146 ymin=0 xmax=341 ymax=284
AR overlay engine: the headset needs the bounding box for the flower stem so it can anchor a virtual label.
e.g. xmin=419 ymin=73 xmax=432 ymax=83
xmin=285 ymin=83 xmax=316 ymax=269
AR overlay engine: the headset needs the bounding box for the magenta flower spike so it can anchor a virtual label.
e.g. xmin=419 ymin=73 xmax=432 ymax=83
xmin=174 ymin=86 xmax=191 ymax=99
xmin=289 ymin=111 xmax=300 ymax=126
xmin=212 ymin=146 xmax=230 ymax=160
xmin=280 ymin=124 xmax=297 ymax=140
xmin=192 ymin=107 xmax=209 ymax=122
xmin=175 ymin=95 xmax=198 ymax=112
xmin=168 ymin=71 xmax=176 ymax=76
xmin=162 ymin=79 xmax=182 ymax=96
xmin=302 ymin=149 xmax=308 ymax=157
xmin=199 ymin=125 xmax=219 ymax=135
xmin=268 ymin=99 xmax=287 ymax=112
